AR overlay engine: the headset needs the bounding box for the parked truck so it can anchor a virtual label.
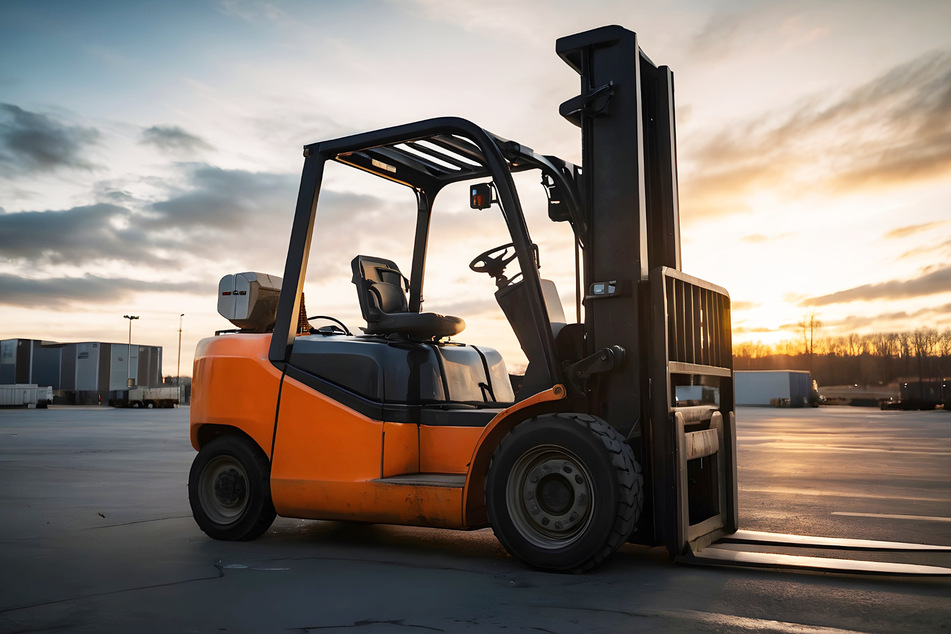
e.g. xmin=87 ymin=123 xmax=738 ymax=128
xmin=111 ymin=386 xmax=179 ymax=409
xmin=186 ymin=26 xmax=950 ymax=574
xmin=0 ymin=384 xmax=53 ymax=408
xmin=881 ymin=380 xmax=949 ymax=411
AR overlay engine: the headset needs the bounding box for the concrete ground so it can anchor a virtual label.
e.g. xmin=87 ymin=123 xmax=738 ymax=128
xmin=0 ymin=405 xmax=949 ymax=633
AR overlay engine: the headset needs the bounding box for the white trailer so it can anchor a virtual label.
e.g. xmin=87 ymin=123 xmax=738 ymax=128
xmin=735 ymin=370 xmax=813 ymax=407
xmin=0 ymin=384 xmax=53 ymax=408
xmin=111 ymin=386 xmax=180 ymax=409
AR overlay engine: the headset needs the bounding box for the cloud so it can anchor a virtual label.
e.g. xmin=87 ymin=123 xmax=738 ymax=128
xmin=0 ymin=104 xmax=100 ymax=176
xmin=147 ymin=164 xmax=297 ymax=230
xmin=802 ymin=265 xmax=951 ymax=306
xmin=731 ymin=300 xmax=760 ymax=311
xmin=0 ymin=273 xmax=207 ymax=309
xmin=688 ymin=8 xmax=752 ymax=61
xmin=141 ymin=126 xmax=214 ymax=153
xmin=824 ymin=50 xmax=951 ymax=190
xmin=0 ymin=160 xmax=401 ymax=311
xmin=818 ymin=302 xmax=951 ymax=332
xmin=900 ymin=234 xmax=951 ymax=260
xmin=682 ymin=49 xmax=951 ymax=216
xmin=144 ymin=165 xmax=404 ymax=273
xmin=0 ymin=203 xmax=162 ymax=266
xmin=0 ymin=164 xmax=302 ymax=270
xmin=740 ymin=232 xmax=795 ymax=244
xmin=885 ymin=220 xmax=948 ymax=240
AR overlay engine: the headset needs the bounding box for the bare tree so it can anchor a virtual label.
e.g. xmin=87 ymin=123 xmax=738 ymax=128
xmin=913 ymin=328 xmax=940 ymax=380
xmin=798 ymin=313 xmax=821 ymax=372
xmin=870 ymin=332 xmax=898 ymax=384
xmin=938 ymin=328 xmax=951 ymax=378
xmin=897 ymin=331 xmax=913 ymax=377
xmin=825 ymin=336 xmax=844 ymax=358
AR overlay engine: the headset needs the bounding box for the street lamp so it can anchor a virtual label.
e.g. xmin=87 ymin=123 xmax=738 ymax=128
xmin=177 ymin=314 xmax=184 ymax=385
xmin=123 ymin=314 xmax=139 ymax=388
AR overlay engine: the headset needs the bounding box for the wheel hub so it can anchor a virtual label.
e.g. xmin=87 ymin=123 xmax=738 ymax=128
xmin=199 ymin=456 xmax=249 ymax=524
xmin=510 ymin=447 xmax=594 ymax=547
xmin=538 ymin=474 xmax=573 ymax=515
xmin=213 ymin=468 xmax=247 ymax=507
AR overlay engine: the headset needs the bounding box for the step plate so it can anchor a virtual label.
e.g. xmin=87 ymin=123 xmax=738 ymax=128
xmin=373 ymin=474 xmax=466 ymax=488
xmin=681 ymin=546 xmax=951 ymax=576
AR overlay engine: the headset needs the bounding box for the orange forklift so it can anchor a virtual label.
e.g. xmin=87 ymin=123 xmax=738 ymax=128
xmin=189 ymin=26 xmax=951 ymax=574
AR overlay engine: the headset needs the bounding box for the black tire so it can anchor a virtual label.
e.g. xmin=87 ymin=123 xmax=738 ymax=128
xmin=188 ymin=434 xmax=276 ymax=541
xmin=485 ymin=413 xmax=643 ymax=573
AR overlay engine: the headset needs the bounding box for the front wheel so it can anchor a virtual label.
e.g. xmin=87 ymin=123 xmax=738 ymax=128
xmin=188 ymin=434 xmax=276 ymax=541
xmin=485 ymin=414 xmax=643 ymax=572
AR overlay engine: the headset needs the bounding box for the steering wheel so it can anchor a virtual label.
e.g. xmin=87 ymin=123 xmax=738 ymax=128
xmin=469 ymin=243 xmax=517 ymax=279
xmin=307 ymin=315 xmax=352 ymax=336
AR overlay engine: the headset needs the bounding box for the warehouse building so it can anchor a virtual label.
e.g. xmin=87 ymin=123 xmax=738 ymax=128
xmin=0 ymin=338 xmax=164 ymax=405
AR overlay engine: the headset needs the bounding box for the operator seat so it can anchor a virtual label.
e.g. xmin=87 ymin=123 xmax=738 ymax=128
xmin=351 ymin=255 xmax=465 ymax=340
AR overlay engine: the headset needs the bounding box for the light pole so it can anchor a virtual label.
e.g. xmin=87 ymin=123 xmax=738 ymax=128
xmin=123 ymin=314 xmax=139 ymax=388
xmin=177 ymin=313 xmax=184 ymax=385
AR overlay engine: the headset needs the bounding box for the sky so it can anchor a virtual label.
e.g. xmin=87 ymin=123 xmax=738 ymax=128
xmin=1 ymin=0 xmax=950 ymax=377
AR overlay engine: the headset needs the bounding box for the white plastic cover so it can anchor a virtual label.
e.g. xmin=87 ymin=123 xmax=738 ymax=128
xmin=217 ymin=272 xmax=283 ymax=331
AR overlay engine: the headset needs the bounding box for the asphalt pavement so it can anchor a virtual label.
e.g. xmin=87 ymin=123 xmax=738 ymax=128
xmin=0 ymin=405 xmax=949 ymax=633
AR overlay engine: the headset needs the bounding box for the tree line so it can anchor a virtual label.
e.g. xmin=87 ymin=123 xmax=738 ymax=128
xmin=733 ymin=327 xmax=951 ymax=387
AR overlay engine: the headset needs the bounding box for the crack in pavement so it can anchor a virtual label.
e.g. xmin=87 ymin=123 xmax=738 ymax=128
xmin=290 ymin=619 xmax=445 ymax=632
xmin=87 ymin=515 xmax=192 ymax=529
xmin=0 ymin=565 xmax=225 ymax=616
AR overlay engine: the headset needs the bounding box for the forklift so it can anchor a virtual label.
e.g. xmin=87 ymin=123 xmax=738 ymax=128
xmin=189 ymin=26 xmax=951 ymax=574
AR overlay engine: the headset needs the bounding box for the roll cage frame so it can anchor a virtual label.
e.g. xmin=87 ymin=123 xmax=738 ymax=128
xmin=267 ymin=117 xmax=577 ymax=396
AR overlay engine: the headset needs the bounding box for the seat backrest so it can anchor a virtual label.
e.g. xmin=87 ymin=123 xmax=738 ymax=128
xmin=351 ymin=255 xmax=410 ymax=323
xmin=494 ymin=278 xmax=569 ymax=399
xmin=540 ymin=279 xmax=566 ymax=332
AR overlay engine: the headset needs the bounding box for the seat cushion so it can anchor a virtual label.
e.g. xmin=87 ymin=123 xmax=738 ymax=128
xmin=366 ymin=312 xmax=466 ymax=339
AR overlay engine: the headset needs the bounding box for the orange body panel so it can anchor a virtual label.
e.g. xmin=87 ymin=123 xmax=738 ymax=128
xmin=270 ymin=373 xmax=383 ymax=486
xmin=382 ymin=422 xmax=419 ymax=476
xmin=419 ymin=425 xmax=483 ymax=474
xmin=270 ymin=374 xmax=467 ymax=527
xmin=190 ymin=334 xmax=281 ymax=455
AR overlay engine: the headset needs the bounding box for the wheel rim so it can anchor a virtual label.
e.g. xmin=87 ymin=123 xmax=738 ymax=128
xmin=198 ymin=455 xmax=249 ymax=525
xmin=506 ymin=444 xmax=594 ymax=549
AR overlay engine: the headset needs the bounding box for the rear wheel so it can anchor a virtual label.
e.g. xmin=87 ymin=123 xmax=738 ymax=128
xmin=188 ymin=434 xmax=276 ymax=541
xmin=485 ymin=414 xmax=642 ymax=572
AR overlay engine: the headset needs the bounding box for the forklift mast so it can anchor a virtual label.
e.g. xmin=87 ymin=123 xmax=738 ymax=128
xmin=557 ymin=26 xmax=678 ymax=437
xmin=557 ymin=26 xmax=736 ymax=555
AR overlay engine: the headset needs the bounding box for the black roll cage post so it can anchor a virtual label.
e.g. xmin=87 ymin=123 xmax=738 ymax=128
xmin=268 ymin=116 xmax=583 ymax=399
